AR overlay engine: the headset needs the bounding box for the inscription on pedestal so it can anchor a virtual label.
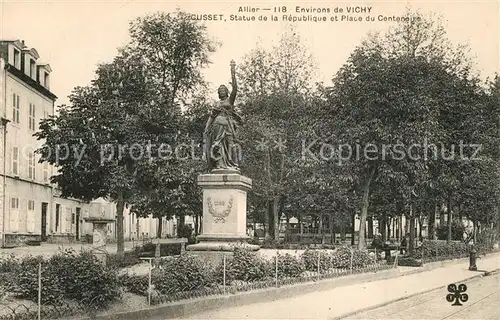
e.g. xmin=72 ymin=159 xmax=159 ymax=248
xmin=207 ymin=196 xmax=233 ymax=223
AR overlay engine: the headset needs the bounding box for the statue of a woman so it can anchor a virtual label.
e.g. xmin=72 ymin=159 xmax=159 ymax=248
xmin=203 ymin=60 xmax=243 ymax=172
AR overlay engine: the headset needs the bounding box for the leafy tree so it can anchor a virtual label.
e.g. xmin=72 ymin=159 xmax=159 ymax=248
xmin=322 ymin=10 xmax=478 ymax=250
xmin=237 ymin=31 xmax=319 ymax=241
xmin=36 ymin=11 xmax=215 ymax=259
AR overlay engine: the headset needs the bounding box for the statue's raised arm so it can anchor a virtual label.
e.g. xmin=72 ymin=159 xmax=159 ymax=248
xmin=229 ymin=60 xmax=237 ymax=105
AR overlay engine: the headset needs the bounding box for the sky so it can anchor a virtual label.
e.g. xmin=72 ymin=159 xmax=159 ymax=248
xmin=0 ymin=0 xmax=498 ymax=106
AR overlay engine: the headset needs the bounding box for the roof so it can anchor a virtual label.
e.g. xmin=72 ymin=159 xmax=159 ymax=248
xmin=4 ymin=63 xmax=57 ymax=101
xmin=22 ymin=47 xmax=40 ymax=59
xmin=37 ymin=63 xmax=52 ymax=72
xmin=0 ymin=40 xmax=24 ymax=50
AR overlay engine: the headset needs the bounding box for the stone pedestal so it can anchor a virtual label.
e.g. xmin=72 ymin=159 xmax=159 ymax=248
xmin=83 ymin=217 xmax=115 ymax=264
xmin=187 ymin=172 xmax=259 ymax=264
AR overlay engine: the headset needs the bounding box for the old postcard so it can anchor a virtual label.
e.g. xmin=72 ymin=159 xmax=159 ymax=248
xmin=0 ymin=1 xmax=498 ymax=319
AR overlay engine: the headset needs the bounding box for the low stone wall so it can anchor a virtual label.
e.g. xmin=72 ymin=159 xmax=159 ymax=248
xmin=73 ymin=267 xmax=401 ymax=320
xmin=3 ymin=233 xmax=41 ymax=247
xmin=45 ymin=234 xmax=77 ymax=244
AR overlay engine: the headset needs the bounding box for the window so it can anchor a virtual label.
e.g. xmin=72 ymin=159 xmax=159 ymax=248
xmin=28 ymin=103 xmax=36 ymax=130
xmin=28 ymin=152 xmax=35 ymax=180
xmin=13 ymin=49 xmax=20 ymax=68
xmin=12 ymin=93 xmax=20 ymax=123
xmin=11 ymin=197 xmax=19 ymax=209
xmin=12 ymin=147 xmax=18 ymax=175
xmin=44 ymin=72 xmax=49 ymax=88
xmin=55 ymin=204 xmax=60 ymax=232
xmin=43 ymin=162 xmax=49 ymax=183
xmin=71 ymin=212 xmax=75 ymax=224
xmin=30 ymin=59 xmax=36 ymax=78
xmin=28 ymin=200 xmax=35 ymax=211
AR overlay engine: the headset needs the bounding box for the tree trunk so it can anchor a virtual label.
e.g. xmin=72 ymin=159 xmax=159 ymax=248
xmin=473 ymin=215 xmax=477 ymax=243
xmin=386 ymin=217 xmax=392 ymax=240
xmin=497 ymin=206 xmax=500 ymax=245
xmin=340 ymin=219 xmax=346 ymax=242
xmin=380 ymin=216 xmax=387 ymax=242
xmin=440 ymin=202 xmax=446 ymax=226
xmin=199 ymin=214 xmax=203 ymax=234
xmin=298 ymin=213 xmax=303 ymax=243
xmin=276 ymin=196 xmax=285 ymax=242
xmin=194 ymin=214 xmax=199 ymax=236
xmin=418 ymin=217 xmax=423 ymax=240
xmin=263 ymin=203 xmax=269 ymax=239
xmin=273 ymin=197 xmax=280 ymax=242
xmin=458 ymin=202 xmax=462 ymax=224
xmin=358 ymin=167 xmax=376 ymax=249
xmin=320 ymin=214 xmax=326 ymax=244
xmin=157 ymin=217 xmax=162 ymax=239
xmin=396 ymin=214 xmax=403 ymax=242
xmin=429 ymin=201 xmax=437 ymax=240
xmin=447 ymin=196 xmax=452 ymax=243
xmin=267 ymin=200 xmax=274 ymax=240
xmin=136 ymin=218 xmax=140 ymax=240
xmin=116 ymin=191 xmax=125 ymax=260
xmin=409 ymin=204 xmax=416 ymax=254
xmin=367 ymin=217 xmax=374 ymax=239
xmin=351 ymin=213 xmax=356 ymax=246
xmin=285 ymin=215 xmax=291 ymax=243
xmin=330 ymin=214 xmax=334 ymax=244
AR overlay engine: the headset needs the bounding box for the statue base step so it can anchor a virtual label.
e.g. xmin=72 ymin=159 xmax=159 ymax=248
xmin=187 ymin=241 xmax=260 ymax=266
xmin=187 ymin=234 xmax=259 ymax=252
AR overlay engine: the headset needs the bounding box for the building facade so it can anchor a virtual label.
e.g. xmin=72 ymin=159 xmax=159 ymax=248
xmin=0 ymin=39 xmax=167 ymax=247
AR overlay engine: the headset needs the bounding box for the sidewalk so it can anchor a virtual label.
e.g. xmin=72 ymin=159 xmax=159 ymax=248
xmin=0 ymin=241 xmax=137 ymax=258
xmin=182 ymin=253 xmax=500 ymax=319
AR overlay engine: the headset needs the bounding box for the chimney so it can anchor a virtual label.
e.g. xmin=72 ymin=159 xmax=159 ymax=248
xmin=21 ymin=40 xmax=25 ymax=47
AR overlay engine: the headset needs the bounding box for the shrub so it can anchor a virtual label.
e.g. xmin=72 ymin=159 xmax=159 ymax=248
xmin=301 ymin=250 xmax=320 ymax=271
xmin=141 ymin=242 xmax=156 ymax=253
xmin=107 ymin=248 xmax=142 ymax=268
xmin=397 ymin=256 xmax=422 ymax=267
xmin=0 ymin=254 xmax=19 ymax=289
xmin=436 ymin=221 xmax=465 ymax=241
xmin=52 ymin=250 xmax=121 ymax=309
xmin=0 ymin=253 xmax=19 ymax=273
xmin=420 ymin=240 xmax=468 ymax=259
xmin=10 ymin=255 xmax=64 ymax=304
xmin=248 ymin=238 xmax=261 ymax=246
xmin=217 ymin=247 xmax=272 ymax=283
xmin=0 ymin=284 xmax=8 ymax=303
xmin=9 ymin=250 xmax=121 ymax=309
xmin=277 ymin=253 xmax=305 ymax=278
xmin=118 ymin=273 xmax=149 ymax=296
xmin=152 ymin=255 xmax=215 ymax=295
xmin=138 ymin=242 xmax=183 ymax=257
xmin=260 ymin=238 xmax=279 ymax=249
xmin=178 ymin=224 xmax=193 ymax=239
xmin=300 ymin=250 xmax=334 ymax=272
xmin=369 ymin=236 xmax=384 ymax=249
xmin=331 ymin=246 xmax=375 ymax=269
xmin=476 ymin=228 xmax=498 ymax=250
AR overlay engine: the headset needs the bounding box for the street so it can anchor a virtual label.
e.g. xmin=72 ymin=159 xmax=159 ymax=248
xmin=344 ymin=271 xmax=500 ymax=319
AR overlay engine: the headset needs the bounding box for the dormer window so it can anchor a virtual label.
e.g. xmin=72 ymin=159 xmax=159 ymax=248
xmin=13 ymin=49 xmax=20 ymax=69
xmin=30 ymin=59 xmax=36 ymax=79
xmin=44 ymin=72 xmax=50 ymax=89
